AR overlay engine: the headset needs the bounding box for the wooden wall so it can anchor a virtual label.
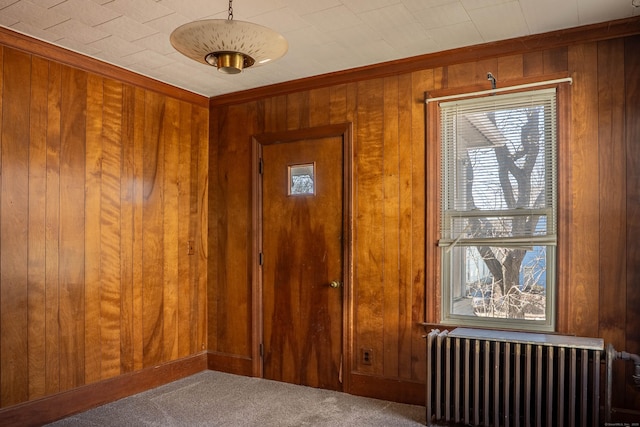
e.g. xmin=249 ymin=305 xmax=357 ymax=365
xmin=0 ymin=42 xmax=209 ymax=411
xmin=208 ymin=27 xmax=640 ymax=411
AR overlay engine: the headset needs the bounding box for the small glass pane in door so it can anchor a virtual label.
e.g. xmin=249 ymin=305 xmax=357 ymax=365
xmin=288 ymin=163 xmax=315 ymax=196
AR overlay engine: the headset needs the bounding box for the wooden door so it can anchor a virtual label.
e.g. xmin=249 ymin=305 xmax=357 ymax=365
xmin=261 ymin=136 xmax=344 ymax=391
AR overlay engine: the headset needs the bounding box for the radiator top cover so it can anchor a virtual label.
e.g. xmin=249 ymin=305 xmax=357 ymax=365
xmin=448 ymin=327 xmax=604 ymax=351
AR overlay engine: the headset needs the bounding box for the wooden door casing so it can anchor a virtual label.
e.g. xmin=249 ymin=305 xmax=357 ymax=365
xmin=261 ymin=136 xmax=343 ymax=390
xmin=254 ymin=124 xmax=351 ymax=391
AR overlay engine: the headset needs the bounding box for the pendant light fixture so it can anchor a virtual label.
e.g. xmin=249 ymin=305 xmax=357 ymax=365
xmin=170 ymin=0 xmax=288 ymax=74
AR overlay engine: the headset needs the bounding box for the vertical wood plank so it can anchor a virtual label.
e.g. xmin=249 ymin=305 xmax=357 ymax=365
xmin=120 ymin=84 xmax=135 ymax=374
xmin=568 ymin=43 xmax=600 ymax=337
xmin=497 ymin=54 xmax=524 ymax=81
xmin=624 ymin=34 xmax=640 ymax=410
xmin=132 ymin=87 xmax=145 ymax=371
xmin=354 ymin=78 xmax=385 ymax=375
xmin=309 ymin=87 xmax=331 ymax=127
xmin=58 ymin=65 xmax=87 ymax=391
xmin=597 ymin=38 xmax=626 ymax=357
xmin=523 ymin=51 xmax=544 ymax=77
xmin=84 ymin=73 xmax=102 ymax=385
xmin=178 ymin=101 xmax=193 ymax=358
xmin=162 ymin=97 xmax=180 ymax=362
xmin=216 ymin=103 xmax=252 ymax=356
xmin=100 ymin=78 xmax=123 ymax=379
xmin=286 ymin=91 xmax=309 ymax=130
xmin=142 ymin=90 xmax=165 ymax=367
xmin=1 ymin=47 xmax=31 ymax=407
xmin=208 ymin=106 xmax=221 ymax=353
xmin=28 ymin=55 xmax=48 ymax=400
xmin=0 ymin=46 xmax=4 ymax=403
xmin=397 ymin=72 xmax=414 ymax=380
xmin=543 ymin=47 xmax=568 ymax=74
xmin=410 ymin=70 xmax=429 ymax=381
xmin=196 ymin=105 xmax=209 ymax=354
xmin=45 ymin=61 xmax=62 ymax=396
xmin=329 ymin=84 xmax=348 ymax=124
xmin=382 ymin=76 xmax=401 ymax=379
xmin=446 ymin=58 xmax=498 ymax=88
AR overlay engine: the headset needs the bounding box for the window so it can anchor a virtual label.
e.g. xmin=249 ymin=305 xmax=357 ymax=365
xmin=439 ymin=88 xmax=557 ymax=331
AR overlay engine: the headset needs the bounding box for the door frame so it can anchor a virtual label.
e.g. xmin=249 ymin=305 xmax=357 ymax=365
xmin=251 ymin=123 xmax=353 ymax=392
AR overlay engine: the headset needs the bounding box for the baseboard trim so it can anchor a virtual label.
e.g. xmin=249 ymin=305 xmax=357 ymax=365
xmin=349 ymin=373 xmax=425 ymax=406
xmin=0 ymin=352 xmax=208 ymax=427
xmin=207 ymin=351 xmax=254 ymax=377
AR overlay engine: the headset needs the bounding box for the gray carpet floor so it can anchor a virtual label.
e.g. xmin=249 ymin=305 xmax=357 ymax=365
xmin=47 ymin=371 xmax=426 ymax=426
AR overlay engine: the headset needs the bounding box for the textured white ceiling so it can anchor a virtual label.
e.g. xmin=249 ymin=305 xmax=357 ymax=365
xmin=0 ymin=0 xmax=637 ymax=97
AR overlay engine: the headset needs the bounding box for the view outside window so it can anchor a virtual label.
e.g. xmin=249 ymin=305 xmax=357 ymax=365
xmin=439 ymin=89 xmax=557 ymax=331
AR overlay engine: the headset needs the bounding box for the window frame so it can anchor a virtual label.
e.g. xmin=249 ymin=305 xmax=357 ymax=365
xmin=437 ymin=87 xmax=560 ymax=332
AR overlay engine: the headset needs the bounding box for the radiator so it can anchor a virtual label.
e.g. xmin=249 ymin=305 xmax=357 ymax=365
xmin=426 ymin=328 xmax=604 ymax=427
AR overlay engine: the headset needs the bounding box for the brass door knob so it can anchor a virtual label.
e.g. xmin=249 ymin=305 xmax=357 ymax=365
xmin=329 ymin=280 xmax=343 ymax=288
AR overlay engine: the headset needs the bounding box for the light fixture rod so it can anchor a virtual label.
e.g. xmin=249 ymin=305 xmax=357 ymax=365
xmin=425 ymin=77 xmax=573 ymax=103
xmin=228 ymin=0 xmax=233 ymax=20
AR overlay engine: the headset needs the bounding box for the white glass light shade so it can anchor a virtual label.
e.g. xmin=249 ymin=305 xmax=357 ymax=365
xmin=170 ymin=19 xmax=288 ymax=74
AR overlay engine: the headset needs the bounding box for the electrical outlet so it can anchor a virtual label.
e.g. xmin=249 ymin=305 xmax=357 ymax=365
xmin=362 ymin=348 xmax=373 ymax=365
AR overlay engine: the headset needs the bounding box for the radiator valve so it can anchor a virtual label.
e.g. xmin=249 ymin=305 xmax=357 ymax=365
xmin=616 ymin=349 xmax=640 ymax=388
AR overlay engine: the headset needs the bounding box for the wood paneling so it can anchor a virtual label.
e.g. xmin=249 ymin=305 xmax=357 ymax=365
xmin=208 ymin=28 xmax=640 ymax=412
xmin=568 ymin=43 xmax=601 ymax=338
xmin=624 ymin=34 xmax=640 ymax=412
xmin=1 ymin=47 xmax=31 ymax=407
xmin=597 ymin=38 xmax=627 ymax=410
xmin=0 ymin=44 xmax=209 ymax=410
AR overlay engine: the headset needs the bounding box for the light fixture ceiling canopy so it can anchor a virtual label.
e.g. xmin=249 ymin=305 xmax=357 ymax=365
xmin=170 ymin=1 xmax=288 ymax=74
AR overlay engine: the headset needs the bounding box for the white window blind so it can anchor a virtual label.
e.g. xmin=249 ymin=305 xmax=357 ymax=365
xmin=439 ymin=88 xmax=557 ymax=248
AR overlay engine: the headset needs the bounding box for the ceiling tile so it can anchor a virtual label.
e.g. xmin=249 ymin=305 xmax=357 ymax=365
xmin=31 ymin=0 xmax=65 ymax=7
xmin=378 ymin=23 xmax=439 ymax=56
xmin=48 ymin=18 xmax=109 ymax=44
xmin=287 ymin=0 xmax=342 ymax=16
xmin=156 ymin=0 xmax=222 ymax=20
xmin=50 ymin=0 xmax=121 ymax=27
xmin=460 ymin=0 xmax=512 ymax=10
xmin=52 ymin=36 xmax=102 ymax=56
xmin=402 ymin=0 xmax=458 ymax=12
xmin=10 ymin=21 xmax=62 ymax=42
xmin=341 ymin=0 xmax=403 ymax=14
xmin=144 ymin=11 xmax=191 ymax=35
xmin=468 ymin=1 xmax=529 ymax=41
xmin=125 ymin=48 xmax=173 ymax=69
xmin=331 ymin=23 xmax=381 ymax=48
xmin=0 ymin=14 xmax=19 ymax=27
xmin=2 ymin=0 xmax=67 ymax=29
xmin=135 ymin=32 xmax=174 ymax=56
xmin=250 ymin=6 xmax=310 ymax=33
xmin=96 ymin=15 xmax=157 ymax=42
xmin=415 ymin=2 xmax=471 ymax=30
xmin=101 ymin=0 xmax=175 ymax=24
xmin=301 ymin=5 xmax=364 ymax=33
xmin=427 ymin=20 xmax=483 ymax=50
xmin=359 ymin=3 xmax=417 ymax=30
xmin=578 ymin=0 xmax=635 ymax=24
xmin=89 ymin=34 xmax=145 ymax=58
xmin=229 ymin=0 xmax=286 ymax=20
xmin=519 ymin=0 xmax=578 ymax=34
